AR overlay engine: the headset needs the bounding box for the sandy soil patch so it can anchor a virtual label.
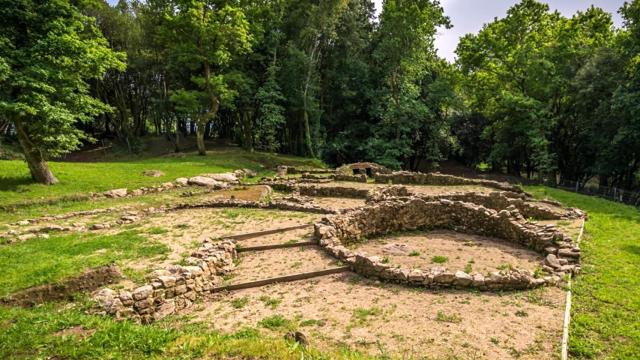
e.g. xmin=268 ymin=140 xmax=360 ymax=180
xmin=122 ymin=208 xmax=320 ymax=275
xmin=353 ymin=230 xmax=544 ymax=274
xmin=228 ymin=246 xmax=341 ymax=284
xmin=189 ymin=273 xmax=564 ymax=359
xmin=307 ymin=197 xmax=367 ymax=212
xmin=207 ymin=185 xmax=272 ymax=201
xmin=235 ymin=227 xmax=315 ymax=247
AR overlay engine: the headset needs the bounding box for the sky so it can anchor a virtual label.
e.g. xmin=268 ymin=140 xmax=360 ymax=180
xmin=373 ymin=0 xmax=626 ymax=62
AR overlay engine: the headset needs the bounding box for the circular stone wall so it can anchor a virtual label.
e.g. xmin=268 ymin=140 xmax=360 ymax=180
xmin=314 ymin=198 xmax=581 ymax=291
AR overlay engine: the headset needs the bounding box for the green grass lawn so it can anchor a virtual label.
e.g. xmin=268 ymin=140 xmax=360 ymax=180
xmin=526 ymin=186 xmax=640 ymax=359
xmin=0 ymin=147 xmax=323 ymax=208
xmin=0 ymin=231 xmax=168 ymax=297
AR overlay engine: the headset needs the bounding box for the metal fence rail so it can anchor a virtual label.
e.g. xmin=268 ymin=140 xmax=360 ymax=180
xmin=551 ymin=180 xmax=640 ymax=207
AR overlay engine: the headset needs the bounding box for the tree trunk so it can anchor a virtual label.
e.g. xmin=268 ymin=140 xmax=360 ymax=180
xmin=302 ymin=103 xmax=314 ymax=157
xmin=196 ymin=117 xmax=206 ymax=156
xmin=14 ymin=118 xmax=58 ymax=185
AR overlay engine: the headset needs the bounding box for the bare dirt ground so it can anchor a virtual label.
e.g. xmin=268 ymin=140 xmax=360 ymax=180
xmin=235 ymin=226 xmax=315 ymax=247
xmin=190 ymin=272 xmax=564 ymax=359
xmin=228 ymin=245 xmax=341 ymax=284
xmin=306 ymin=197 xmax=367 ymax=211
xmin=353 ymin=230 xmax=544 ymax=274
xmin=126 ymin=208 xmax=320 ymax=272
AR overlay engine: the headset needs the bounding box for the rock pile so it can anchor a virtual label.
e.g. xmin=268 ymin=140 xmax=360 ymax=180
xmin=337 ymin=162 xmax=392 ymax=176
xmin=334 ymin=174 xmax=368 ymax=182
xmin=187 ymin=176 xmax=228 ymax=189
xmin=314 ymin=197 xmax=581 ymax=291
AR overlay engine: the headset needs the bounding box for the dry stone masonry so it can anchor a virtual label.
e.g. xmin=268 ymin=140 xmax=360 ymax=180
xmin=94 ymin=239 xmax=237 ymax=323
xmin=374 ymin=171 xmax=524 ymax=193
xmin=367 ymin=186 xmax=584 ymax=220
xmin=314 ymin=196 xmax=582 ymax=291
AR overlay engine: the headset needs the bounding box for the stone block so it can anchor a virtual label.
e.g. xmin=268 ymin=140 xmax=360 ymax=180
xmin=132 ymin=285 xmax=153 ymax=301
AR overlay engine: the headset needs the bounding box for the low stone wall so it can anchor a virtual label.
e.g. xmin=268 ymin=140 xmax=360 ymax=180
xmin=170 ymin=198 xmax=335 ymax=215
xmin=333 ymin=174 xmax=368 ymax=183
xmin=93 ymin=240 xmax=236 ymax=323
xmin=3 ymin=265 xmax=122 ymax=306
xmin=315 ymin=198 xmax=581 ymax=291
xmin=374 ymin=171 xmax=524 ymax=193
xmin=367 ymin=186 xmax=584 ymax=220
xmin=282 ymin=166 xmax=335 ymax=175
xmin=259 ymin=179 xmax=297 ymax=192
xmin=298 ymin=185 xmax=370 ymax=199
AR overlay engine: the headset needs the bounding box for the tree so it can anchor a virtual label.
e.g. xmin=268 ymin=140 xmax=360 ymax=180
xmin=320 ymin=0 xmax=376 ymax=165
xmin=368 ymin=0 xmax=450 ymax=169
xmin=455 ymin=0 xmax=614 ymax=181
xmin=163 ymin=0 xmax=252 ymax=156
xmin=0 ymin=0 xmax=125 ymax=184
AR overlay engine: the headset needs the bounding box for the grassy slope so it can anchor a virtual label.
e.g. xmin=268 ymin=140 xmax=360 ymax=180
xmin=526 ymin=186 xmax=640 ymax=359
xmin=0 ymin=231 xmax=168 ymax=297
xmin=0 ymin=147 xmax=323 ymax=206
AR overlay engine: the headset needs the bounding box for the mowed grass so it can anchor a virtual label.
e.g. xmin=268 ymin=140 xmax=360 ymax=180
xmin=0 ymin=147 xmax=323 ymax=207
xmin=0 ymin=231 xmax=168 ymax=297
xmin=526 ymin=186 xmax=640 ymax=359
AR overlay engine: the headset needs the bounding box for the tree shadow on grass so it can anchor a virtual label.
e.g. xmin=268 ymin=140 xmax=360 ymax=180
xmin=0 ymin=176 xmax=35 ymax=192
xmin=620 ymin=244 xmax=640 ymax=257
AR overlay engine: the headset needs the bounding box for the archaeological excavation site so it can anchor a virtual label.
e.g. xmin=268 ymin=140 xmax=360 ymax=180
xmin=0 ymin=164 xmax=587 ymax=359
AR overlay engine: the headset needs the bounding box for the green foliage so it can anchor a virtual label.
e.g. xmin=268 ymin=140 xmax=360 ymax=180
xmin=254 ymin=62 xmax=286 ymax=152
xmin=259 ymin=315 xmax=292 ymax=330
xmin=435 ymin=310 xmax=461 ymax=323
xmin=0 ymin=147 xmax=321 ymax=211
xmin=0 ymin=304 xmax=377 ymax=359
xmin=455 ymin=0 xmax=639 ymax=190
xmin=0 ymin=0 xmax=125 ymax=156
xmin=367 ymin=0 xmax=453 ymax=169
xmin=431 ymin=255 xmax=448 ymax=264
xmin=230 ymin=297 xmax=250 ymax=309
xmin=0 ymin=0 xmax=125 ymax=183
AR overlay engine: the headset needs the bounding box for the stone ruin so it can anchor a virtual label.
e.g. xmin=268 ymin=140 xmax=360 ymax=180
xmin=38 ymin=166 xmax=581 ymax=323
xmin=338 ymin=162 xmax=392 ymax=177
xmin=374 ymin=170 xmax=523 ymax=193
xmin=314 ymin=195 xmax=582 ymax=291
xmin=367 ymin=186 xmax=584 ymax=220
xmin=94 ymin=240 xmax=237 ymax=323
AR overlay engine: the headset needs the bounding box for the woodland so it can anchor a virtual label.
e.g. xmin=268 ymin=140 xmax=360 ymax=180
xmin=1 ymin=0 xmax=639 ymax=191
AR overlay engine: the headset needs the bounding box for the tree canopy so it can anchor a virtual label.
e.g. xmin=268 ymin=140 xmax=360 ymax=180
xmin=1 ymin=0 xmax=639 ymax=191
